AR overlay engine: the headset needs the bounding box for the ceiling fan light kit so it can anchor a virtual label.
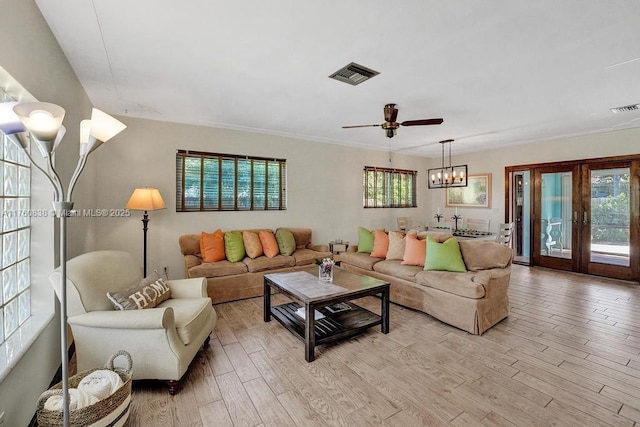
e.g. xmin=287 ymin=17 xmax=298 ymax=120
xmin=428 ymin=139 xmax=468 ymax=189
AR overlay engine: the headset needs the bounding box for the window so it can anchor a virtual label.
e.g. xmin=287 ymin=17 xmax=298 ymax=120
xmin=363 ymin=166 xmax=417 ymax=208
xmin=0 ymin=89 xmax=31 ymax=346
xmin=176 ymin=150 xmax=287 ymax=211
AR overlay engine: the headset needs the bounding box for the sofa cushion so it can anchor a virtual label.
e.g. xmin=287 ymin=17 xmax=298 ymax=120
xmin=339 ymin=251 xmax=382 ymax=271
xmin=459 ymin=240 xmax=513 ymax=271
xmin=386 ymin=231 xmax=405 ymax=260
xmin=243 ymin=231 xmax=263 ymax=259
xmin=224 ymin=231 xmax=246 ymax=262
xmin=288 ymin=228 xmax=313 ymax=249
xmin=243 ymin=255 xmax=296 ymax=272
xmin=200 ymin=230 xmax=226 ymax=262
xmin=259 ymin=230 xmax=280 ymax=258
xmin=373 ymin=260 xmax=422 ymax=282
xmin=292 ymin=248 xmax=332 ymax=266
xmin=275 ymin=228 xmax=296 ymax=256
xmin=424 ymin=237 xmax=467 ymax=272
xmin=107 ymin=273 xmax=171 ymax=310
xmin=189 ymin=260 xmax=248 ymax=278
xmin=371 ymin=230 xmax=389 ymax=258
xmin=158 ymin=297 xmax=213 ymax=345
xmin=357 ymin=226 xmax=375 ymax=253
xmin=401 ymin=234 xmax=426 ymax=266
xmin=415 ymin=270 xmax=486 ymax=299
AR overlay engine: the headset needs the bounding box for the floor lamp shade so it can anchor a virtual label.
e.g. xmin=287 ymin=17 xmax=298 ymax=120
xmin=126 ymin=188 xmax=166 ymax=276
xmin=126 ymin=187 xmax=166 ymax=211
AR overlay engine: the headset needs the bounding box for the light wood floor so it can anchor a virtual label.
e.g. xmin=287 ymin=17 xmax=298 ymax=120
xmin=124 ymin=265 xmax=640 ymax=426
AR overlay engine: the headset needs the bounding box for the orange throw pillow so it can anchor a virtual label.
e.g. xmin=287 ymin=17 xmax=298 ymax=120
xmin=200 ymin=229 xmax=226 ymax=262
xmin=401 ymin=234 xmax=426 ymax=266
xmin=259 ymin=230 xmax=280 ymax=258
xmin=370 ymin=230 xmax=389 ymax=258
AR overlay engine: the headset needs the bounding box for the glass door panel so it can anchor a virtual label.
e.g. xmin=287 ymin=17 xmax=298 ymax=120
xmin=581 ymin=162 xmax=635 ymax=280
xmin=589 ymin=167 xmax=630 ymax=266
xmin=533 ymin=165 xmax=579 ymax=272
xmin=540 ymin=172 xmax=572 ymax=259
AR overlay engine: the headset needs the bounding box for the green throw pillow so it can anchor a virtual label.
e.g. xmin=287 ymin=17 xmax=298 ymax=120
xmin=224 ymin=231 xmax=246 ymax=262
xmin=275 ymin=228 xmax=296 ymax=256
xmin=357 ymin=226 xmax=375 ymax=253
xmin=424 ymin=237 xmax=467 ymax=272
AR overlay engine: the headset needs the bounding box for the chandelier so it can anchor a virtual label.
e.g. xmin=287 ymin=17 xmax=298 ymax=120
xmin=427 ymin=139 xmax=468 ymax=189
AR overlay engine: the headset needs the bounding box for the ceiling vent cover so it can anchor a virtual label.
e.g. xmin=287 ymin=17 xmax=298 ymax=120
xmin=610 ymin=103 xmax=639 ymax=114
xmin=329 ymin=62 xmax=379 ymax=86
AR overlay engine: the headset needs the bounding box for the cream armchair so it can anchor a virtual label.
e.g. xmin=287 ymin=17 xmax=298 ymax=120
xmin=49 ymin=250 xmax=217 ymax=394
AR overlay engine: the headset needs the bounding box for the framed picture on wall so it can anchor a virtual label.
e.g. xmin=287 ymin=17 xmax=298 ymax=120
xmin=446 ymin=174 xmax=491 ymax=208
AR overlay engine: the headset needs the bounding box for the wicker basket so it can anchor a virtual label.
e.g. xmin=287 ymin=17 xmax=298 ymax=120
xmin=36 ymin=350 xmax=133 ymax=427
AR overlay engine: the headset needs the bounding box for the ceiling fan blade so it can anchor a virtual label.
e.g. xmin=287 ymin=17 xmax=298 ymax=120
xmin=342 ymin=124 xmax=381 ymax=128
xmin=384 ymin=104 xmax=398 ymax=123
xmin=400 ymin=118 xmax=444 ymax=126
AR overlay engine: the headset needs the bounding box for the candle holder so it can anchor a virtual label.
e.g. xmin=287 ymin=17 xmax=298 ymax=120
xmin=452 ymin=214 xmax=462 ymax=231
xmin=433 ymin=213 xmax=444 ymax=222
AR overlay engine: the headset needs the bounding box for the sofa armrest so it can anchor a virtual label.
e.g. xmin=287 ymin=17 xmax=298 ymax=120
xmin=68 ymin=307 xmax=174 ymax=330
xmin=308 ymin=243 xmax=329 ymax=252
xmin=184 ymin=254 xmax=202 ymax=271
xmin=473 ymin=268 xmax=511 ymax=298
xmin=167 ymin=277 xmax=208 ymax=298
xmin=347 ymin=245 xmax=358 ymax=252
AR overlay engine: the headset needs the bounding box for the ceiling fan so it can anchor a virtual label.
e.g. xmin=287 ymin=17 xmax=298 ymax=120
xmin=342 ymin=103 xmax=443 ymax=138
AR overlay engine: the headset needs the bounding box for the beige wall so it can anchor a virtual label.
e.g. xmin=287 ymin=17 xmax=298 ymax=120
xmin=87 ymin=116 xmax=429 ymax=279
xmin=0 ymin=0 xmax=93 ymax=425
xmin=88 ymin=117 xmax=640 ymax=282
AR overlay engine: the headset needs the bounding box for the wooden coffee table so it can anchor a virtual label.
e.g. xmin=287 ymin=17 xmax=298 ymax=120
xmin=263 ymin=267 xmax=390 ymax=362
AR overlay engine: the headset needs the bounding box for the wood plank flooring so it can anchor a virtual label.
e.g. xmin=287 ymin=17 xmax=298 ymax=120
xmin=124 ymin=265 xmax=640 ymax=426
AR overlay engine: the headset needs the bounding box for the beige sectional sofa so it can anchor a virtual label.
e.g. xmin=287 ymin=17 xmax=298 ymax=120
xmin=179 ymin=228 xmax=332 ymax=303
xmin=339 ymin=232 xmax=513 ymax=334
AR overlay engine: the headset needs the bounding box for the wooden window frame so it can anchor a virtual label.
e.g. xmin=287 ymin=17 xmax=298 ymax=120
xmin=176 ymin=150 xmax=287 ymax=212
xmin=363 ymin=166 xmax=417 ymax=208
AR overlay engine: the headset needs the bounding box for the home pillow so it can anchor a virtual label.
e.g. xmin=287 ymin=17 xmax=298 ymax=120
xmin=200 ymin=229 xmax=226 ymax=262
xmin=424 ymin=237 xmax=467 ymax=272
xmin=386 ymin=231 xmax=406 ymax=260
xmin=275 ymin=228 xmax=296 ymax=256
xmin=107 ymin=273 xmax=171 ymax=310
xmin=259 ymin=230 xmax=280 ymax=258
xmin=370 ymin=230 xmax=389 ymax=258
xmin=224 ymin=230 xmax=246 ymax=262
xmin=357 ymin=226 xmax=375 ymax=253
xmin=243 ymin=231 xmax=263 ymax=259
xmin=401 ymin=234 xmax=426 ymax=266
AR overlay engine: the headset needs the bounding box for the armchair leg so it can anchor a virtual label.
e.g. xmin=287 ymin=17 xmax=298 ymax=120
xmin=204 ymin=335 xmax=211 ymax=348
xmin=167 ymin=380 xmax=180 ymax=395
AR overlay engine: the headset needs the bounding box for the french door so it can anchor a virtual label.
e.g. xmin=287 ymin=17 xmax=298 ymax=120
xmin=527 ymin=158 xmax=638 ymax=281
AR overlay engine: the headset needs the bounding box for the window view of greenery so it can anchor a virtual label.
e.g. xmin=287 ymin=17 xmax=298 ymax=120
xmin=363 ymin=166 xmax=417 ymax=208
xmin=176 ymin=150 xmax=286 ymax=211
xmin=591 ymin=168 xmax=629 ymax=246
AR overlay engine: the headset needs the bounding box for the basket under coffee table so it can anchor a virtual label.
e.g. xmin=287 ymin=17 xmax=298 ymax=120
xmin=264 ymin=267 xmax=390 ymax=362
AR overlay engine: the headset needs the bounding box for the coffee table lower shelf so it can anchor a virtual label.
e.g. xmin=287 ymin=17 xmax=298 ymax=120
xmin=270 ymin=302 xmax=381 ymax=346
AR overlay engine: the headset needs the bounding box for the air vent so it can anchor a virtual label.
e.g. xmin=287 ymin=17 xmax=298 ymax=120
xmin=329 ymin=62 xmax=379 ymax=86
xmin=610 ymin=103 xmax=639 ymax=114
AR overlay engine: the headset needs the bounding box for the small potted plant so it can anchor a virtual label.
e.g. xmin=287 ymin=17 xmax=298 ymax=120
xmin=315 ymin=257 xmax=335 ymax=282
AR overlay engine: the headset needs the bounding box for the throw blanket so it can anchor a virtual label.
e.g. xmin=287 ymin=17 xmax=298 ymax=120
xmin=78 ymin=369 xmax=124 ymax=400
xmin=44 ymin=388 xmax=99 ymax=411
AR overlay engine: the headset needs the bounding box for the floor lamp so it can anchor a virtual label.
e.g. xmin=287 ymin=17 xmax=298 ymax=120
xmin=0 ymin=102 xmax=126 ymax=427
xmin=125 ymin=188 xmax=166 ymax=277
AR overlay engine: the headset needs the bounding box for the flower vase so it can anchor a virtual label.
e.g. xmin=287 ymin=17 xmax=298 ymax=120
xmin=319 ymin=265 xmax=333 ymax=282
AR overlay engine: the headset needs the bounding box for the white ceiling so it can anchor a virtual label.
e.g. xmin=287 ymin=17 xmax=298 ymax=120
xmin=35 ymin=0 xmax=640 ymax=157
